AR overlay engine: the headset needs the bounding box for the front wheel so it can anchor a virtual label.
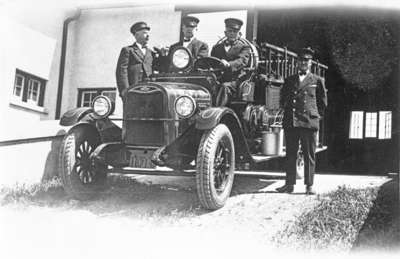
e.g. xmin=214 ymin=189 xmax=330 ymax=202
xmin=196 ymin=124 xmax=235 ymax=210
xmin=58 ymin=125 xmax=108 ymax=200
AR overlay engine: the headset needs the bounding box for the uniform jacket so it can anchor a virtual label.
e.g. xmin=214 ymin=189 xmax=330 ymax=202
xmin=156 ymin=38 xmax=209 ymax=73
xmin=169 ymin=38 xmax=209 ymax=60
xmin=211 ymin=39 xmax=251 ymax=82
xmin=280 ymin=72 xmax=328 ymax=130
xmin=115 ymin=43 xmax=154 ymax=97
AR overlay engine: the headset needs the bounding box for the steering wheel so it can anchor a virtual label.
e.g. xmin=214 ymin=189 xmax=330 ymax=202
xmin=194 ymin=57 xmax=226 ymax=74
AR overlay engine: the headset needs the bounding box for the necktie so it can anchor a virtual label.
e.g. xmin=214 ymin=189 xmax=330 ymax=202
xmin=183 ymin=38 xmax=191 ymax=42
xmin=299 ymin=71 xmax=306 ymax=76
xmin=224 ymin=40 xmax=234 ymax=47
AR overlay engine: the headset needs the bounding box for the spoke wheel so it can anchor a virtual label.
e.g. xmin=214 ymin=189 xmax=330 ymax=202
xmin=196 ymin=124 xmax=235 ymax=210
xmin=59 ymin=125 xmax=107 ymax=200
xmin=75 ymin=140 xmax=96 ymax=184
xmin=296 ymin=149 xmax=305 ymax=179
xmin=213 ymin=143 xmax=231 ymax=193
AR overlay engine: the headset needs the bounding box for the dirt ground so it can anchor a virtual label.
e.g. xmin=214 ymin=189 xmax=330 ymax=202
xmin=0 ymin=173 xmax=392 ymax=259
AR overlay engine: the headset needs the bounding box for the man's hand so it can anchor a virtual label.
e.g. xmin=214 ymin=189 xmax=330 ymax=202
xmin=120 ymin=88 xmax=128 ymax=99
xmin=221 ymin=59 xmax=231 ymax=68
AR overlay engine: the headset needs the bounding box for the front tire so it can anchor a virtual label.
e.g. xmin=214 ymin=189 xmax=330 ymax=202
xmin=196 ymin=124 xmax=235 ymax=210
xmin=58 ymin=125 xmax=107 ymax=200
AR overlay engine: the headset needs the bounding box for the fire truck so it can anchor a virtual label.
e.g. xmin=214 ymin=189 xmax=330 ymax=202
xmin=58 ymin=39 xmax=327 ymax=210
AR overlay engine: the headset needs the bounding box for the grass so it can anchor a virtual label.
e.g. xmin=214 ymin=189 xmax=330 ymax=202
xmin=0 ymin=178 xmax=65 ymax=205
xmin=0 ymin=175 xmax=203 ymax=219
xmin=273 ymin=183 xmax=399 ymax=252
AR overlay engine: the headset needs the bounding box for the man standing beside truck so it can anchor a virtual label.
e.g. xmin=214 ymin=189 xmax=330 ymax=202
xmin=276 ymin=47 xmax=328 ymax=195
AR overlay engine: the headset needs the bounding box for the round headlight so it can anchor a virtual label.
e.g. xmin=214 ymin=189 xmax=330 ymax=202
xmin=172 ymin=48 xmax=190 ymax=69
xmin=175 ymin=96 xmax=196 ymax=118
xmin=92 ymin=95 xmax=112 ymax=118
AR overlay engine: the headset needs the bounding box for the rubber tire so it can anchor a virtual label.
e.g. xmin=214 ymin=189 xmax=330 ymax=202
xmin=196 ymin=124 xmax=235 ymax=210
xmin=296 ymin=149 xmax=305 ymax=179
xmin=58 ymin=125 xmax=107 ymax=200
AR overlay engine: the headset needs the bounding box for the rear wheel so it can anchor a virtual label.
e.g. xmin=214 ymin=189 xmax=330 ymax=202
xmin=196 ymin=124 xmax=235 ymax=210
xmin=296 ymin=149 xmax=304 ymax=179
xmin=58 ymin=125 xmax=107 ymax=200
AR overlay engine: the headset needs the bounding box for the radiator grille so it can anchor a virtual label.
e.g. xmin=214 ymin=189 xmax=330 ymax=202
xmin=124 ymin=89 xmax=166 ymax=146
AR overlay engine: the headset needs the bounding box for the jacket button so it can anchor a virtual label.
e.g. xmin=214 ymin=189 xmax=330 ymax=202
xmin=294 ymin=91 xmax=297 ymax=94
xmin=292 ymin=108 xmax=296 ymax=112
xmin=293 ymin=100 xmax=296 ymax=103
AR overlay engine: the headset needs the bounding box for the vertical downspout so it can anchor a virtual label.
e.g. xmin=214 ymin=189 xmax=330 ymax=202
xmin=55 ymin=9 xmax=81 ymax=119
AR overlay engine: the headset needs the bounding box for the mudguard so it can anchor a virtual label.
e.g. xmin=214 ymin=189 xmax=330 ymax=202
xmin=60 ymin=107 xmax=100 ymax=126
xmin=195 ymin=107 xmax=253 ymax=163
xmin=195 ymin=107 xmax=233 ymax=130
xmin=60 ymin=107 xmax=122 ymax=143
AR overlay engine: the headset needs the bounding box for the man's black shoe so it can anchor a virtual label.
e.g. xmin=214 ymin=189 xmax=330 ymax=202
xmin=305 ymin=185 xmax=316 ymax=195
xmin=276 ymin=185 xmax=294 ymax=193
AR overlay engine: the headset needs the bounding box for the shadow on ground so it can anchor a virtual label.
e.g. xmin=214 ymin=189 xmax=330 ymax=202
xmin=351 ymin=179 xmax=400 ymax=252
xmin=0 ymin=174 xmax=278 ymax=218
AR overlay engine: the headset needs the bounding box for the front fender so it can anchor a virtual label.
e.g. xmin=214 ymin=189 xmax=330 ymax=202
xmin=196 ymin=107 xmax=252 ymax=163
xmin=61 ymin=107 xmax=121 ymax=143
xmin=60 ymin=107 xmax=100 ymax=126
xmin=195 ymin=107 xmax=236 ymax=130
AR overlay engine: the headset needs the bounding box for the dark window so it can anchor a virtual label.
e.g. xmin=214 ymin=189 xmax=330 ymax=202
xmin=13 ymin=69 xmax=46 ymax=107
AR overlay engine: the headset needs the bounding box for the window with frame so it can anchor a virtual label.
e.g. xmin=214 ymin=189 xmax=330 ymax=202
xmin=349 ymin=110 xmax=392 ymax=140
xmin=349 ymin=111 xmax=364 ymax=139
xmin=365 ymin=112 xmax=377 ymax=138
xmin=77 ymin=88 xmax=116 ymax=108
xmin=12 ymin=69 xmax=46 ymax=107
xmin=378 ymin=111 xmax=392 ymax=139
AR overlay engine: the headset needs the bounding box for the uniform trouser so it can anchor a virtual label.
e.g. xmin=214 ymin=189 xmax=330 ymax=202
xmin=284 ymin=127 xmax=317 ymax=186
xmin=216 ymin=81 xmax=237 ymax=106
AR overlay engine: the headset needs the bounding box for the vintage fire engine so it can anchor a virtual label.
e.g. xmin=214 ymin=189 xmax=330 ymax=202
xmin=59 ymin=39 xmax=327 ymax=210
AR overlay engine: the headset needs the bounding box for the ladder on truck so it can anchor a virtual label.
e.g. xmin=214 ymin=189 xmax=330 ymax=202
xmin=259 ymin=42 xmax=328 ymax=82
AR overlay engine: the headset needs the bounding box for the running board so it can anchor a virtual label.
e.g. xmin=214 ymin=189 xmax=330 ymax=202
xmin=251 ymin=145 xmax=327 ymax=163
xmin=109 ymin=166 xmax=286 ymax=179
xmin=109 ymin=167 xmax=195 ymax=177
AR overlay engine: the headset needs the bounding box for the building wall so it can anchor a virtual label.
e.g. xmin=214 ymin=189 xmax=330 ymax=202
xmin=62 ymin=4 xmax=181 ymax=117
xmin=0 ymin=17 xmax=58 ymax=139
xmin=0 ymin=4 xmax=69 ymax=140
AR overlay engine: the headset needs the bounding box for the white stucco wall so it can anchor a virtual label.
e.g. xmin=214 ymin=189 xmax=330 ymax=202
xmin=62 ymin=4 xmax=181 ymax=117
xmin=0 ymin=3 xmax=70 ymax=141
xmin=0 ymin=16 xmax=58 ymax=139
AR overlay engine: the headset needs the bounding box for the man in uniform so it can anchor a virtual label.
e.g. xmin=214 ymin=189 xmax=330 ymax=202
xmin=211 ymin=18 xmax=251 ymax=106
xmin=276 ymin=47 xmax=328 ymax=195
xmin=116 ymin=21 xmax=154 ymax=100
xmin=169 ymin=15 xmax=209 ymax=60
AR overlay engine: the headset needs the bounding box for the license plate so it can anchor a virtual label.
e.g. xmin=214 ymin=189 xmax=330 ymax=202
xmin=129 ymin=151 xmax=156 ymax=168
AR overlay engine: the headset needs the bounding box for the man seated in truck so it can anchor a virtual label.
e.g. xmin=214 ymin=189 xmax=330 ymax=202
xmin=211 ymin=18 xmax=251 ymax=106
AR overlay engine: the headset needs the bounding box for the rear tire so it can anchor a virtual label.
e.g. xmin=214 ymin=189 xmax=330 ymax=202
xmin=196 ymin=124 xmax=235 ymax=210
xmin=296 ymin=149 xmax=304 ymax=179
xmin=58 ymin=125 xmax=107 ymax=200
